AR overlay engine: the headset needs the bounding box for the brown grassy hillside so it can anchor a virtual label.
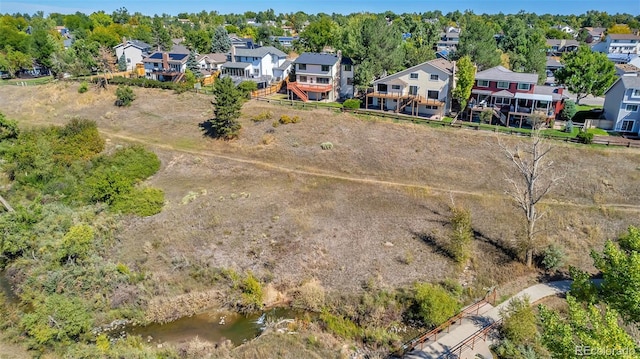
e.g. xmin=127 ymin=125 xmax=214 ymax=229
xmin=1 ymin=83 xmax=639 ymax=300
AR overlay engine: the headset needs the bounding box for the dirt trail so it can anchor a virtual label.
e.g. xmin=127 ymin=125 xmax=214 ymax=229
xmin=98 ymin=128 xmax=640 ymax=213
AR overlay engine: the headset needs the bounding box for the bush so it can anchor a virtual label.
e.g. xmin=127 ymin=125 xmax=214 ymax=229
xmin=237 ymin=81 xmax=258 ymax=99
xmin=541 ymin=244 xmax=565 ymax=271
xmin=78 ymin=81 xmax=88 ymax=93
xmin=110 ymin=187 xmax=165 ymax=216
xmin=319 ymin=311 xmax=360 ymax=339
xmin=240 ymin=272 xmax=263 ymax=311
xmin=343 ymin=99 xmax=361 ymax=109
xmin=292 ymin=279 xmax=325 ymax=312
xmin=115 ymin=85 xmax=135 ymax=107
xmin=576 ymin=130 xmax=594 ymax=144
xmin=499 ymin=296 xmax=537 ymax=345
xmin=97 ymin=76 xmax=179 ymax=91
xmin=251 ymin=110 xmax=273 ymax=122
xmin=413 ymin=283 xmax=460 ymax=327
xmin=320 ymin=142 xmax=333 ymax=150
xmin=0 ymin=112 xmax=19 ymax=140
xmin=57 ymin=224 xmax=95 ymax=264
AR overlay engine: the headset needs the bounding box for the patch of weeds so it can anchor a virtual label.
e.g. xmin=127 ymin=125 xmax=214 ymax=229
xmin=320 ymin=142 xmax=333 ymax=150
xmin=252 ymin=110 xmax=273 ymax=122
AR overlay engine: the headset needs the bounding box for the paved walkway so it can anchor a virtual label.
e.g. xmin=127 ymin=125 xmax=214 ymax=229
xmin=405 ymin=280 xmax=572 ymax=359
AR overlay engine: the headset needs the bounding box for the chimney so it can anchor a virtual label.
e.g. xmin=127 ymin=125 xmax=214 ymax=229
xmin=231 ymin=45 xmax=236 ymax=63
xmin=162 ymin=52 xmax=169 ymax=71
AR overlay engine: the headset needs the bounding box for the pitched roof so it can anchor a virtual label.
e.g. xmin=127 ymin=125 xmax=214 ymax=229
xmin=608 ymin=34 xmax=640 ymax=40
xmin=234 ymin=46 xmax=286 ymax=58
xmin=294 ymin=52 xmax=339 ymax=66
xmin=546 ymin=39 xmax=579 ymax=47
xmin=534 ymin=85 xmax=568 ymax=102
xmin=615 ymin=63 xmax=640 ymax=73
xmin=143 ymin=52 xmax=189 ymax=64
xmin=275 ymin=60 xmax=293 ymax=71
xmin=372 ymin=58 xmax=455 ymax=85
xmin=197 ymin=53 xmax=227 ymax=63
xmin=492 ymin=90 xmax=514 ymax=98
xmin=114 ymin=40 xmax=150 ymax=49
xmin=221 ymin=61 xmax=252 ymax=69
xmin=475 ymin=66 xmax=538 ymax=83
xmin=620 ymin=74 xmax=640 ymax=89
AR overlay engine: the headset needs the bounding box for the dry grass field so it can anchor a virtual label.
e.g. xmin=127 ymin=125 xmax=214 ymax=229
xmin=2 ymin=82 xmax=639 ymax=307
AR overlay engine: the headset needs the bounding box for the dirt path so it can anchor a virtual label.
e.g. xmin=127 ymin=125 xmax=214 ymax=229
xmin=98 ymin=128 xmax=640 ymax=213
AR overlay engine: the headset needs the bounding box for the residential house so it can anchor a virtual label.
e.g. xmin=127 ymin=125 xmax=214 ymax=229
xmin=436 ymin=26 xmax=461 ymax=52
xmin=142 ymin=51 xmax=189 ymax=82
xmin=468 ymin=66 xmax=567 ymax=127
xmin=287 ymin=52 xmax=345 ymax=101
xmin=196 ymin=53 xmax=227 ymax=75
xmin=269 ymin=36 xmax=298 ymax=48
xmin=592 ymin=34 xmax=640 ymax=55
xmin=273 ymin=60 xmax=293 ymax=82
xmin=553 ymin=25 xmax=576 ymax=36
xmin=114 ymin=40 xmax=152 ymax=71
xmin=603 ymin=73 xmax=640 ymax=134
xmin=220 ymin=46 xmax=287 ymax=88
xmin=228 ymin=34 xmax=255 ymax=49
xmin=584 ymin=27 xmax=607 ymax=43
xmin=545 ymin=57 xmax=563 ymax=75
xmin=365 ymin=58 xmax=455 ymax=118
xmin=546 ymin=39 xmax=579 ymax=56
xmin=615 ymin=63 xmax=640 ymax=77
xmin=340 ymin=57 xmax=355 ymax=99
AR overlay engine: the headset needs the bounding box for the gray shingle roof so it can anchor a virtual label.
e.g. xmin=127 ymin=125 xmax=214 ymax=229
xmin=294 ymin=53 xmax=339 ymax=66
xmin=234 ymin=46 xmax=286 ymax=58
xmin=534 ymin=85 xmax=568 ymax=102
xmin=275 ymin=60 xmax=292 ymax=71
xmin=620 ymin=74 xmax=640 ymax=89
xmin=221 ymin=62 xmax=251 ymax=69
xmin=475 ymin=66 xmax=538 ymax=83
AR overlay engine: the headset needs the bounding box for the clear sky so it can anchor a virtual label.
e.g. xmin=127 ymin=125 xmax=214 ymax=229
xmin=1 ymin=0 xmax=639 ymax=16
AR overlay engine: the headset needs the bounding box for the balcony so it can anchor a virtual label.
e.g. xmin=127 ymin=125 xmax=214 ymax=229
xmin=290 ymin=82 xmax=333 ymax=93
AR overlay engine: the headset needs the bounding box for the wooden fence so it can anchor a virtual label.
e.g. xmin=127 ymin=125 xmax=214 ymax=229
xmin=251 ymin=80 xmax=286 ymax=98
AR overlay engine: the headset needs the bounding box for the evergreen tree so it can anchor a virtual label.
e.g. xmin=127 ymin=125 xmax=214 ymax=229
xmin=207 ymin=77 xmax=242 ymax=139
xmin=186 ymin=51 xmax=202 ymax=78
xmin=211 ymin=26 xmax=231 ymax=53
xmin=455 ymin=16 xmax=501 ymax=71
xmin=151 ymin=16 xmax=171 ymax=51
xmin=117 ymin=53 xmax=127 ymax=71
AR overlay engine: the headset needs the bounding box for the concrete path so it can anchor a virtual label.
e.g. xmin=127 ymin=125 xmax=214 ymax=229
xmin=405 ymin=280 xmax=572 ymax=359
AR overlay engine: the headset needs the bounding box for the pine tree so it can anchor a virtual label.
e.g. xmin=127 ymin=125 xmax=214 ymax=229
xmin=186 ymin=51 xmax=202 ymax=78
xmin=207 ymin=77 xmax=242 ymax=139
xmin=211 ymin=26 xmax=231 ymax=53
xmin=117 ymin=53 xmax=127 ymax=71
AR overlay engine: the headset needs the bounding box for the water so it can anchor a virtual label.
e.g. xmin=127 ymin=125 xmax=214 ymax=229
xmin=127 ymin=307 xmax=302 ymax=346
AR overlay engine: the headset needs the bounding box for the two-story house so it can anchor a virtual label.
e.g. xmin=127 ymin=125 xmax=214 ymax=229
xmin=340 ymin=57 xmax=355 ymax=99
xmin=584 ymin=27 xmax=606 ymax=43
xmin=197 ymin=53 xmax=227 ymax=75
xmin=546 ymin=39 xmax=579 ymax=56
xmin=593 ymin=34 xmax=640 ymax=56
xmin=114 ymin=40 xmax=152 ymax=71
xmin=468 ymin=66 xmax=567 ymax=127
xmin=603 ymin=73 xmax=640 ymax=134
xmin=142 ymin=51 xmax=189 ymax=82
xmin=220 ymin=46 xmax=287 ymax=88
xmin=436 ymin=27 xmax=461 ymax=52
xmin=287 ymin=52 xmax=344 ymax=101
xmin=365 ymin=58 xmax=455 ymax=118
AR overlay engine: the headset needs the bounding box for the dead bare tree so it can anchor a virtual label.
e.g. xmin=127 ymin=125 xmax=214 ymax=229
xmin=499 ymin=130 xmax=562 ymax=267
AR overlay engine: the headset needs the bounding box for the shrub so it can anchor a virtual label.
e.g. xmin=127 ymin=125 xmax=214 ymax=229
xmin=343 ymin=99 xmax=361 ymax=109
xmin=541 ymin=244 xmax=565 ymax=271
xmin=115 ymin=85 xmax=135 ymax=107
xmin=57 ymin=224 xmax=95 ymax=264
xmin=78 ymin=81 xmax=88 ymax=93
xmin=412 ymin=283 xmax=460 ymax=327
xmin=292 ymin=279 xmax=325 ymax=312
xmin=240 ymin=272 xmax=263 ymax=311
xmin=499 ymin=296 xmax=537 ymax=345
xmin=320 ymin=142 xmax=333 ymax=150
xmin=0 ymin=112 xmax=19 ymax=140
xmin=279 ymin=115 xmax=291 ymax=124
xmin=576 ymin=130 xmax=594 ymax=144
xmin=251 ymin=111 xmax=273 ymax=122
xmin=447 ymin=205 xmax=473 ymax=264
xmin=319 ymin=311 xmax=360 ymax=339
xmin=111 ymin=187 xmax=165 ymax=216
xmin=480 ymin=109 xmax=493 ymax=124
xmin=237 ymin=81 xmax=258 ymax=99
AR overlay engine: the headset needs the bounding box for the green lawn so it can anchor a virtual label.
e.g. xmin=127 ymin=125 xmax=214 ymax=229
xmin=576 ymin=104 xmax=602 ymax=112
xmin=0 ymin=76 xmax=54 ymax=86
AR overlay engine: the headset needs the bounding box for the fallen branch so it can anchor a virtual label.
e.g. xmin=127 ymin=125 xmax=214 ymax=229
xmin=0 ymin=195 xmax=14 ymax=212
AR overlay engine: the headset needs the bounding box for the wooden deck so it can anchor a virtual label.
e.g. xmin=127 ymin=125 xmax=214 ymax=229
xmin=366 ymin=91 xmax=444 ymax=106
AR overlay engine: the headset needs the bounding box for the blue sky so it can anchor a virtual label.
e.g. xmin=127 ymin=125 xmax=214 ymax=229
xmin=1 ymin=0 xmax=639 ymax=16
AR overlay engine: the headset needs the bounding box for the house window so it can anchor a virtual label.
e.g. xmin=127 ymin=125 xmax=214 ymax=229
xmin=477 ymin=80 xmax=489 ymax=87
xmin=494 ymin=97 xmax=509 ymax=105
xmin=299 ymin=75 xmax=307 ymax=82
xmin=409 ymin=85 xmax=418 ymax=95
xmin=622 ymin=120 xmax=635 ymax=131
xmin=298 ymin=64 xmax=306 ymax=70
xmin=410 ymin=73 xmax=419 ymax=79
xmin=497 ymin=81 xmax=509 ymax=89
xmin=427 ymin=90 xmax=439 ymax=99
xmin=347 ymin=77 xmax=353 ymax=85
xmin=430 ymin=74 xmax=439 ymax=81
xmin=126 ymin=58 xmax=131 ymax=63
xmin=632 ymin=89 xmax=640 ymax=97
xmin=377 ymin=84 xmax=388 ymax=92
xmin=391 ymin=85 xmax=401 ymax=90
xmin=626 ymin=104 xmax=639 ymax=112
xmin=344 ymin=64 xmax=352 ymax=71
xmin=321 ymin=65 xmax=330 ymax=71
xmin=517 ymin=83 xmax=531 ymax=90
xmin=317 ymin=78 xmax=329 ymax=84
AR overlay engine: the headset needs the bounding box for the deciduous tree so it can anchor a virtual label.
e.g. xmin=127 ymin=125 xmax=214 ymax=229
xmin=555 ymin=46 xmax=616 ymax=104
xmin=455 ymin=16 xmax=501 ymax=71
xmin=299 ymin=16 xmax=338 ymax=52
xmin=499 ymin=130 xmax=562 ymax=267
xmin=452 ymin=55 xmax=475 ymax=111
